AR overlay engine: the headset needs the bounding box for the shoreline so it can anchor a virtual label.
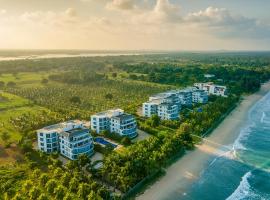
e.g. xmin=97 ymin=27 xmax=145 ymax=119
xmin=137 ymin=81 xmax=270 ymax=200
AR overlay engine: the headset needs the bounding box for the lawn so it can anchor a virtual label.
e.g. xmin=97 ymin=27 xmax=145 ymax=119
xmin=0 ymin=91 xmax=31 ymax=110
xmin=0 ymin=89 xmax=57 ymax=165
xmin=0 ymin=72 xmax=51 ymax=87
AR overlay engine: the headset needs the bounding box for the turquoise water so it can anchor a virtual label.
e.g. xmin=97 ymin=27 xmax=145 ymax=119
xmin=183 ymin=92 xmax=270 ymax=200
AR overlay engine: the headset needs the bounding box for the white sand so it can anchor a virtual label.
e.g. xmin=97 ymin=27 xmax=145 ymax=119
xmin=137 ymin=82 xmax=270 ymax=200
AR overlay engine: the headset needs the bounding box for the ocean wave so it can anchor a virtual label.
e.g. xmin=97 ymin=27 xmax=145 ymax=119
xmin=260 ymin=112 xmax=266 ymax=123
xmin=226 ymin=171 xmax=264 ymax=200
xmin=233 ymin=124 xmax=254 ymax=151
xmin=248 ymin=91 xmax=270 ymax=122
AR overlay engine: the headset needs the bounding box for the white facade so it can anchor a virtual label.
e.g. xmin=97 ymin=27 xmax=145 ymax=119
xmin=194 ymin=82 xmax=228 ymax=97
xmin=143 ymin=101 xmax=159 ymax=117
xmin=192 ymin=89 xmax=208 ymax=104
xmin=177 ymin=89 xmax=193 ymax=106
xmin=59 ymin=128 xmax=94 ymax=160
xmin=110 ymin=114 xmax=137 ymax=138
xmin=142 ymin=92 xmax=181 ymax=120
xmin=37 ymin=120 xmax=94 ymax=160
xmin=91 ymin=109 xmax=137 ymax=138
xmin=157 ymin=103 xmax=179 ymax=120
xmin=91 ymin=109 xmax=124 ymax=133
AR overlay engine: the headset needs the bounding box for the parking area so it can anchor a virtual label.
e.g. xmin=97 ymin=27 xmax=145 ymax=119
xmin=132 ymin=129 xmax=152 ymax=142
xmin=90 ymin=152 xmax=103 ymax=162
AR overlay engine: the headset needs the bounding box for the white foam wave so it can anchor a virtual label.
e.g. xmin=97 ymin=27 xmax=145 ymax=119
xmin=226 ymin=171 xmax=261 ymax=200
xmin=233 ymin=124 xmax=254 ymax=151
xmin=261 ymin=112 xmax=266 ymax=123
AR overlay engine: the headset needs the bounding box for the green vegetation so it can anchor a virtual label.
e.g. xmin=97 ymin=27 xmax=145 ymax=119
xmin=6 ymin=79 xmax=168 ymax=119
xmin=1 ymin=154 xmax=112 ymax=200
xmin=0 ymin=52 xmax=270 ymax=199
xmin=0 ymin=92 xmax=30 ymax=110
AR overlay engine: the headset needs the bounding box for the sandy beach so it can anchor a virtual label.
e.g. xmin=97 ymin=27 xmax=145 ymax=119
xmin=137 ymin=81 xmax=270 ymax=200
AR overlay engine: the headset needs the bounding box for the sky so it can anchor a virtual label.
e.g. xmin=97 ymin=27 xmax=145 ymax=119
xmin=0 ymin=0 xmax=270 ymax=51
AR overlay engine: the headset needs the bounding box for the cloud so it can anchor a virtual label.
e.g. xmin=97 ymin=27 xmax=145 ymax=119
xmin=186 ymin=7 xmax=253 ymax=27
xmin=186 ymin=6 xmax=270 ymax=39
xmin=106 ymin=0 xmax=136 ymax=10
xmin=65 ymin=8 xmax=77 ymax=17
xmin=132 ymin=0 xmax=181 ymax=24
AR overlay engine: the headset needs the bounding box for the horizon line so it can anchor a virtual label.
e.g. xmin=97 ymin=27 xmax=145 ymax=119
xmin=0 ymin=49 xmax=270 ymax=53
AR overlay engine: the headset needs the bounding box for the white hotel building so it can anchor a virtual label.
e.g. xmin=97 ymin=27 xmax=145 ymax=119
xmin=142 ymin=87 xmax=210 ymax=120
xmin=37 ymin=120 xmax=94 ymax=160
xmin=91 ymin=109 xmax=137 ymax=138
xmin=194 ymin=82 xmax=228 ymax=97
xmin=143 ymin=92 xmax=181 ymax=120
xmin=192 ymin=89 xmax=208 ymax=104
xmin=177 ymin=89 xmax=193 ymax=106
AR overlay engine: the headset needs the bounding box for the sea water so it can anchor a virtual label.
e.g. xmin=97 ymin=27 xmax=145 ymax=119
xmin=183 ymin=92 xmax=270 ymax=200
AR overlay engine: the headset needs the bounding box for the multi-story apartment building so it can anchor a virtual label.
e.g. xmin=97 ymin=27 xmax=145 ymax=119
xmin=143 ymin=92 xmax=180 ymax=120
xmin=111 ymin=113 xmax=137 ymax=138
xmin=91 ymin=109 xmax=137 ymax=138
xmin=90 ymin=109 xmax=123 ymax=134
xmin=142 ymin=101 xmax=159 ymax=117
xmin=177 ymin=89 xmax=193 ymax=106
xmin=192 ymin=89 xmax=208 ymax=104
xmin=37 ymin=120 xmax=94 ymax=160
xmin=37 ymin=124 xmax=59 ymax=153
xmin=59 ymin=128 xmax=94 ymax=160
xmin=157 ymin=103 xmax=179 ymax=120
xmin=194 ymin=82 xmax=228 ymax=97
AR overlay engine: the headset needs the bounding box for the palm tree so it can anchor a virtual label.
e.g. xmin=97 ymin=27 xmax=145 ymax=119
xmin=77 ymin=183 xmax=90 ymax=199
xmin=54 ymin=185 xmax=65 ymax=200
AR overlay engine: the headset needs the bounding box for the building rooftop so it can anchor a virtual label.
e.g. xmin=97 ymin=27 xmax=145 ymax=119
xmin=37 ymin=120 xmax=83 ymax=133
xmin=59 ymin=128 xmax=89 ymax=138
xmin=193 ymin=89 xmax=207 ymax=93
xmin=93 ymin=108 xmax=124 ymax=118
xmin=159 ymin=102 xmax=177 ymax=107
xmin=111 ymin=113 xmax=134 ymax=121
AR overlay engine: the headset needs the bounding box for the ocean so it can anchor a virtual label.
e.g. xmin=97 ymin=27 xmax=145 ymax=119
xmin=183 ymin=92 xmax=270 ymax=200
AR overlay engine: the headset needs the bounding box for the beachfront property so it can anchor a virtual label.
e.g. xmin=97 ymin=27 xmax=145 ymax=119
xmin=142 ymin=101 xmax=159 ymax=118
xmin=157 ymin=103 xmax=179 ymax=120
xmin=37 ymin=120 xmax=94 ymax=160
xmin=194 ymin=82 xmax=228 ymax=97
xmin=177 ymin=89 xmax=193 ymax=106
xmin=192 ymin=89 xmax=208 ymax=104
xmin=59 ymin=127 xmax=94 ymax=160
xmin=142 ymin=86 xmax=210 ymax=120
xmin=143 ymin=92 xmax=181 ymax=120
xmin=91 ymin=109 xmax=137 ymax=138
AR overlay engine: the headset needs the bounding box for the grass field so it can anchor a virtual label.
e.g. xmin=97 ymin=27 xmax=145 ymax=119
xmin=0 ymin=89 xmax=59 ymax=165
xmin=4 ymin=72 xmax=173 ymax=118
xmin=0 ymin=91 xmax=31 ymax=110
xmin=0 ymin=72 xmax=49 ymax=87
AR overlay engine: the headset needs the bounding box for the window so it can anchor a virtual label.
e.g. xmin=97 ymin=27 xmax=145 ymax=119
xmin=40 ymin=142 xmax=44 ymax=146
xmin=39 ymin=133 xmax=43 ymax=136
xmin=47 ymin=144 xmax=52 ymax=148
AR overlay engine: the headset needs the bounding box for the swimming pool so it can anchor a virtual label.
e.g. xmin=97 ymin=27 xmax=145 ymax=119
xmin=94 ymin=137 xmax=118 ymax=148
